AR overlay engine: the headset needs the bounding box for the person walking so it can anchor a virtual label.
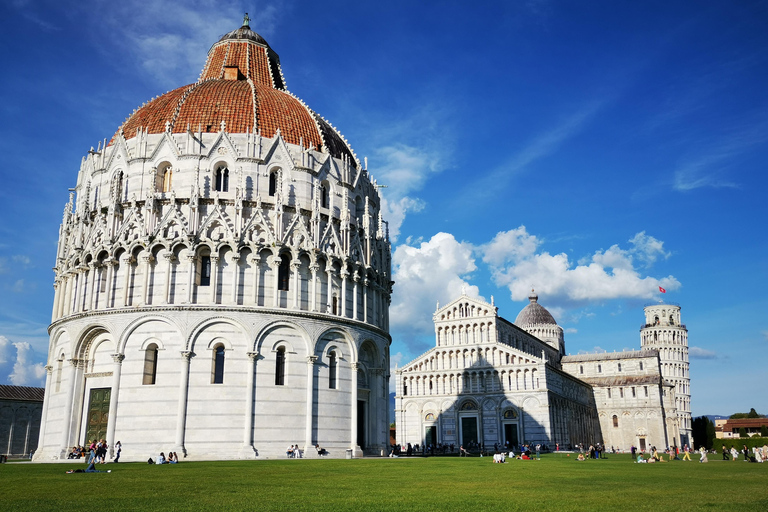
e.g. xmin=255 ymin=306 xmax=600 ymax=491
xmin=113 ymin=441 xmax=122 ymax=463
xmin=682 ymin=445 xmax=691 ymax=461
xmin=722 ymin=445 xmax=729 ymax=460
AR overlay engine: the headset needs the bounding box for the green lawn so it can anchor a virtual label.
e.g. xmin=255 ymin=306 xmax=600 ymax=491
xmin=1 ymin=454 xmax=766 ymax=511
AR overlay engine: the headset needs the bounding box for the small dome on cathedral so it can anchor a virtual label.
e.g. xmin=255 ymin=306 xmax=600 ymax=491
xmin=514 ymin=290 xmax=558 ymax=327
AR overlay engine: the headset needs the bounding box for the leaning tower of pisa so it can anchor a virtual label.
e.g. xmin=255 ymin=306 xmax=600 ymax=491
xmin=640 ymin=303 xmax=692 ymax=447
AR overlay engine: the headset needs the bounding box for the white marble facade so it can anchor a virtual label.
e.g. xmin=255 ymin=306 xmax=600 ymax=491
xmin=395 ymin=294 xmax=601 ymax=450
xmin=35 ymin=21 xmax=392 ymax=461
xmin=396 ymin=293 xmax=685 ymax=451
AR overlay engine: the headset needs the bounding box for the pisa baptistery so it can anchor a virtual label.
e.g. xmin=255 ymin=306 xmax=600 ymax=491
xmin=34 ymin=17 xmax=392 ymax=461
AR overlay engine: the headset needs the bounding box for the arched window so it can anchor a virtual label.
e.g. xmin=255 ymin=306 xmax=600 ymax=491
xmin=329 ymin=351 xmax=337 ymax=389
xmin=403 ymin=383 xmax=408 ymax=396
xmin=607 ymin=388 xmax=612 ymax=398
xmin=214 ymin=166 xmax=229 ymax=192
xmin=669 ymin=315 xmax=674 ymax=325
xmin=269 ymin=172 xmax=277 ymax=196
xmin=143 ymin=343 xmax=159 ymax=385
xmin=212 ymin=344 xmax=225 ymax=384
xmin=579 ymin=365 xmax=583 ymax=374
xmin=618 ymin=363 xmax=622 ymax=372
xmin=612 ymin=415 xmax=619 ymax=428
xmin=157 ymin=164 xmax=172 ymax=193
xmin=277 ymin=255 xmax=290 ymax=291
xmin=275 ymin=347 xmax=285 ymax=385
xmin=597 ymin=364 xmax=602 ymax=373
xmin=332 ymin=296 xmax=338 ymax=315
xmin=321 ymin=183 xmax=329 ymax=208
xmin=639 ymin=361 xmax=644 ymax=370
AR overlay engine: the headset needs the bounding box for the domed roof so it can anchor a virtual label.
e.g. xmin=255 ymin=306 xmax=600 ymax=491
xmin=111 ymin=16 xmax=356 ymax=163
xmin=514 ymin=290 xmax=558 ymax=326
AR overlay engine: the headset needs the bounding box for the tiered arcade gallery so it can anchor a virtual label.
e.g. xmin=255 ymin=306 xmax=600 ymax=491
xmin=34 ymin=20 xmax=392 ymax=461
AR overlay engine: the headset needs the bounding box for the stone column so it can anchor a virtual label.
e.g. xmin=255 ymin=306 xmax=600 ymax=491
xmin=309 ymin=263 xmax=319 ymax=312
xmin=162 ymin=253 xmax=174 ymax=304
xmin=106 ymin=353 xmax=125 ymax=457
xmin=51 ymin=281 xmax=61 ymax=322
xmin=249 ymin=254 xmax=261 ymax=305
xmin=72 ymin=268 xmax=84 ymax=313
xmin=325 ymin=266 xmax=334 ymax=313
xmin=174 ymin=351 xmax=193 ymax=456
xmin=35 ymin=365 xmax=54 ymax=459
xmin=304 ymin=356 xmax=317 ymax=454
xmin=87 ymin=263 xmax=98 ymax=311
xmin=185 ymin=255 xmax=196 ymax=304
xmin=122 ymin=256 xmax=134 ymax=307
xmin=291 ymin=260 xmax=301 ymax=309
xmin=105 ymin=259 xmax=117 ymax=308
xmin=59 ymin=358 xmax=81 ymax=458
xmin=352 ymin=271 xmax=359 ymax=321
xmin=362 ymin=279 xmax=369 ymax=323
xmin=351 ymin=363 xmax=359 ymax=454
xmin=231 ymin=254 xmax=240 ymax=305
xmin=269 ymin=255 xmax=281 ymax=308
xmin=209 ymin=256 xmax=220 ymax=304
xmin=340 ymin=268 xmax=349 ymax=318
xmin=140 ymin=254 xmax=153 ymax=305
xmin=240 ymin=351 xmax=259 ymax=458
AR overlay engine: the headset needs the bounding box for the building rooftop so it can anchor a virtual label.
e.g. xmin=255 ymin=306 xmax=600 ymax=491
xmin=0 ymin=384 xmax=45 ymax=402
xmin=562 ymin=349 xmax=659 ymax=363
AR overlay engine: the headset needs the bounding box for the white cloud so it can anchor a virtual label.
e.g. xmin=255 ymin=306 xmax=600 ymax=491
xmin=689 ymin=346 xmax=717 ymax=360
xmin=390 ymin=233 xmax=479 ymax=339
xmin=481 ymin=227 xmax=680 ymax=307
xmin=0 ymin=336 xmax=46 ymax=386
xmin=96 ymin=1 xmax=279 ymax=87
xmin=375 ymin=144 xmax=443 ymax=240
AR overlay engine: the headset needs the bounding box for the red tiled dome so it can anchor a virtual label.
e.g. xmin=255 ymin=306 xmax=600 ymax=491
xmin=112 ymin=23 xmax=356 ymax=162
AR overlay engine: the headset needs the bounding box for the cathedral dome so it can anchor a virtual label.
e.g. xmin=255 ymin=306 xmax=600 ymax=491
xmin=112 ymin=17 xmax=356 ymax=163
xmin=514 ymin=290 xmax=558 ymax=327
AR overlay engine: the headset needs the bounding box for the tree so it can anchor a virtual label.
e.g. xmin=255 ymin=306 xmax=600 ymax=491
xmin=730 ymin=408 xmax=764 ymax=419
xmin=747 ymin=408 xmax=760 ymax=418
xmin=761 ymin=425 xmax=768 ymax=437
xmin=692 ymin=416 xmax=715 ymax=449
xmin=739 ymin=427 xmax=748 ymax=438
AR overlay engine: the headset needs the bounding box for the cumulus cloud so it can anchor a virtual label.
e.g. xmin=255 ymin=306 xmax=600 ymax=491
xmin=390 ymin=233 xmax=479 ymax=340
xmin=689 ymin=346 xmax=717 ymax=360
xmin=481 ymin=226 xmax=680 ymax=307
xmin=0 ymin=336 xmax=46 ymax=386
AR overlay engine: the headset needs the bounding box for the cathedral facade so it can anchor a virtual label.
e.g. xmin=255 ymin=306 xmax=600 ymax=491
xmin=395 ymin=292 xmax=689 ymax=451
xmin=34 ymin=19 xmax=392 ymax=461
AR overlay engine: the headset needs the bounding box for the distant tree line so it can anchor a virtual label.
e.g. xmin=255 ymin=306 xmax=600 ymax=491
xmin=729 ymin=408 xmax=764 ymax=419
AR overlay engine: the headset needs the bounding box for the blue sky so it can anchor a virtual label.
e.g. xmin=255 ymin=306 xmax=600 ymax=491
xmin=0 ymin=0 xmax=766 ymax=416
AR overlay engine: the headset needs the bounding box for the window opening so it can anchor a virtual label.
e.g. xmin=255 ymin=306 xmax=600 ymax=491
xmin=275 ymin=347 xmax=285 ymax=385
xmin=329 ymin=351 xmax=337 ymax=389
xmin=269 ymin=172 xmax=277 ymax=196
xmin=613 ymin=415 xmax=619 ymax=428
xmin=214 ymin=166 xmax=229 ymax=192
xmin=212 ymin=345 xmax=225 ymax=384
xmin=277 ymin=256 xmax=290 ymax=291
xmin=200 ymin=255 xmax=211 ymax=286
xmin=143 ymin=343 xmax=159 ymax=385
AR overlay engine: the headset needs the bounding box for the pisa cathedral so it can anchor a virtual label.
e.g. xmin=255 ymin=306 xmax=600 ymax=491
xmin=34 ymin=19 xmax=392 ymax=461
xmin=395 ymin=292 xmax=692 ymax=452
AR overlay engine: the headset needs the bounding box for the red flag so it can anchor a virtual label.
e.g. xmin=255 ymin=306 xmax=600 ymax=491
xmin=659 ymin=286 xmax=666 ymax=293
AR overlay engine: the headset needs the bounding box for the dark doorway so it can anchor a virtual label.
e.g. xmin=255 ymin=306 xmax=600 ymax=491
xmin=86 ymin=387 xmax=111 ymax=443
xmin=461 ymin=416 xmax=478 ymax=446
xmin=357 ymin=400 xmax=366 ymax=448
xmin=425 ymin=426 xmax=437 ymax=446
xmin=504 ymin=423 xmax=519 ymax=447
xmin=639 ymin=438 xmax=646 ymax=451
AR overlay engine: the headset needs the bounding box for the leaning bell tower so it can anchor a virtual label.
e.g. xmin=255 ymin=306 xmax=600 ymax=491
xmin=640 ymin=303 xmax=692 ymax=447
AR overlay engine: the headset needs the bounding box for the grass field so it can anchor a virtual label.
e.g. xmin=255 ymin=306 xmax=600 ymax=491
xmin=1 ymin=454 xmax=766 ymax=511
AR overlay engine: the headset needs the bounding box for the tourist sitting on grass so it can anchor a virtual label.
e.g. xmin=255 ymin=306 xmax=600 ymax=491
xmin=156 ymin=452 xmax=166 ymax=464
xmin=577 ymin=453 xmax=585 ymax=461
xmin=636 ymin=454 xmax=647 ymax=463
xmin=316 ymin=444 xmax=329 ymax=457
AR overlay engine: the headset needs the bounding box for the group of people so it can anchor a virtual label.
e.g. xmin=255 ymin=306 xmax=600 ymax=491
xmin=67 ymin=439 xmax=122 ymax=463
xmin=152 ymin=452 xmax=179 ymax=464
xmin=286 ymin=445 xmax=302 ymax=458
xmin=722 ymin=444 xmax=766 ymax=462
